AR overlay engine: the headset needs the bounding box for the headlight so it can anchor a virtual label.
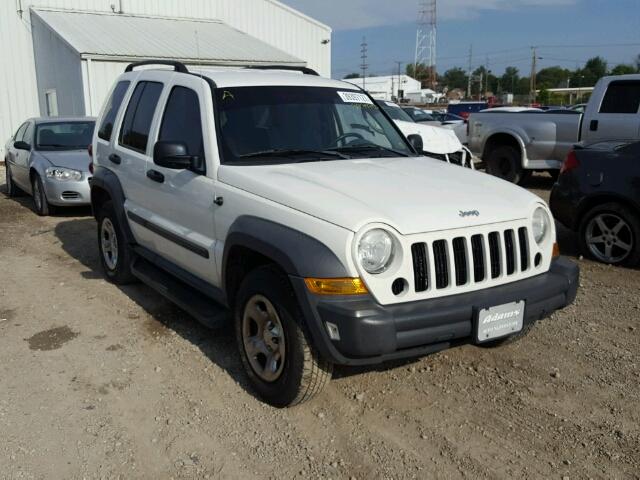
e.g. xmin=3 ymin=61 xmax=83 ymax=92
xmin=532 ymin=207 xmax=551 ymax=244
xmin=45 ymin=167 xmax=82 ymax=181
xmin=358 ymin=229 xmax=395 ymax=274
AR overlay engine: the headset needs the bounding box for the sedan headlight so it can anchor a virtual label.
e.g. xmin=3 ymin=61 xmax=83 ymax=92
xmin=532 ymin=207 xmax=551 ymax=244
xmin=45 ymin=167 xmax=82 ymax=181
xmin=358 ymin=229 xmax=395 ymax=274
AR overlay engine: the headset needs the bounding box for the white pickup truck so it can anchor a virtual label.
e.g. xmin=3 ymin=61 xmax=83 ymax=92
xmin=468 ymin=74 xmax=640 ymax=183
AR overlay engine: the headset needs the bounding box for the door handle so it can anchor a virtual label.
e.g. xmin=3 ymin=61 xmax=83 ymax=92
xmin=146 ymin=169 xmax=165 ymax=183
xmin=108 ymin=153 xmax=121 ymax=164
xmin=589 ymin=119 xmax=599 ymax=131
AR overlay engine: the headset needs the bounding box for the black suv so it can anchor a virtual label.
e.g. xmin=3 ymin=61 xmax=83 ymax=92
xmin=550 ymin=141 xmax=640 ymax=266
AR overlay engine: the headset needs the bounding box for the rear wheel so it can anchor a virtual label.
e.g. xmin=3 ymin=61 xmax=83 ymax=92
xmin=5 ymin=162 xmax=23 ymax=197
xmin=579 ymin=203 xmax=640 ymax=267
xmin=235 ymin=266 xmax=332 ymax=407
xmin=31 ymin=173 xmax=55 ymax=216
xmin=97 ymin=201 xmax=136 ymax=284
xmin=486 ymin=146 xmax=528 ymax=184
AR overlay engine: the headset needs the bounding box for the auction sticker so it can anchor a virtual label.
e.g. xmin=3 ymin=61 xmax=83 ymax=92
xmin=337 ymin=91 xmax=373 ymax=104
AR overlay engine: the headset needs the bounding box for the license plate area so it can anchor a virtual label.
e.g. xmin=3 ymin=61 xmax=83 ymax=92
xmin=476 ymin=301 xmax=525 ymax=342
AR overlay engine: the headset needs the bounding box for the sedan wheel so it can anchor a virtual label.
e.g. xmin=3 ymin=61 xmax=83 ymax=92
xmin=585 ymin=213 xmax=633 ymax=264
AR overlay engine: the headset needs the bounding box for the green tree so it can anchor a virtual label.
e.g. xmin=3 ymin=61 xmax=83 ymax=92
xmin=536 ymin=66 xmax=571 ymax=89
xmin=343 ymin=73 xmax=360 ymax=79
xmin=573 ymin=56 xmax=607 ymax=87
xmin=441 ymin=67 xmax=468 ymax=90
xmin=406 ymin=63 xmax=437 ymax=87
xmin=501 ymin=66 xmax=520 ymax=93
xmin=610 ymin=64 xmax=637 ymax=75
xmin=538 ymin=87 xmax=550 ymax=104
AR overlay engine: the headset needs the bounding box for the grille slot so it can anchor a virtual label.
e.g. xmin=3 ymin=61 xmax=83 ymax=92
xmin=470 ymin=234 xmax=485 ymax=282
xmin=411 ymin=243 xmax=429 ymax=292
xmin=504 ymin=230 xmax=516 ymax=275
xmin=488 ymin=232 xmax=501 ymax=278
xmin=518 ymin=227 xmax=529 ymax=271
xmin=432 ymin=240 xmax=449 ymax=289
xmin=61 ymin=191 xmax=80 ymax=199
xmin=452 ymin=237 xmax=468 ymax=286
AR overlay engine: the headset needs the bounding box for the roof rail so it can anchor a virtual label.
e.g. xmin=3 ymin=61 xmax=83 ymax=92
xmin=245 ymin=65 xmax=319 ymax=76
xmin=125 ymin=60 xmax=189 ymax=73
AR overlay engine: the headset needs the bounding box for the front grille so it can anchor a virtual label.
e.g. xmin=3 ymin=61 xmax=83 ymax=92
xmin=61 ymin=191 xmax=80 ymax=199
xmin=411 ymin=227 xmax=532 ymax=293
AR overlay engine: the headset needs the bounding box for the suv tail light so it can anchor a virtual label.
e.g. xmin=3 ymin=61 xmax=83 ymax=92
xmin=560 ymin=150 xmax=579 ymax=175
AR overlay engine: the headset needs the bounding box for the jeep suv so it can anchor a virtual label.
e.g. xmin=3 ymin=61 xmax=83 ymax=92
xmin=90 ymin=61 xmax=579 ymax=407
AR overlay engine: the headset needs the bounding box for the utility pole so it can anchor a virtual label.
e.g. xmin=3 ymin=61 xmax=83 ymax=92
xmin=466 ymin=44 xmax=473 ymax=99
xmin=360 ymin=37 xmax=368 ymax=90
xmin=395 ymin=61 xmax=403 ymax=100
xmin=529 ymin=46 xmax=537 ymax=104
xmin=485 ymin=55 xmax=490 ymax=99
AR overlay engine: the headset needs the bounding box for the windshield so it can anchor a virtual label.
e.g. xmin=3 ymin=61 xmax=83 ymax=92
xmin=376 ymin=101 xmax=415 ymax=123
xmin=216 ymin=86 xmax=413 ymax=164
xmin=405 ymin=108 xmax=436 ymax=122
xmin=35 ymin=121 xmax=95 ymax=151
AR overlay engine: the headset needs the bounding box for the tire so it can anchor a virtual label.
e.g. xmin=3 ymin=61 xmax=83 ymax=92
xmin=234 ymin=265 xmax=332 ymax=407
xmin=578 ymin=202 xmax=640 ymax=267
xmin=97 ymin=200 xmax=137 ymax=284
xmin=5 ymin=162 xmax=23 ymax=197
xmin=486 ymin=145 xmax=528 ymax=184
xmin=478 ymin=323 xmax=535 ymax=348
xmin=31 ymin=173 xmax=55 ymax=216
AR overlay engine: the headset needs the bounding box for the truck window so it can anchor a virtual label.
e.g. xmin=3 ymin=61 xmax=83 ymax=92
xmin=158 ymin=86 xmax=204 ymax=162
xmin=599 ymin=80 xmax=640 ymax=114
xmin=98 ymin=81 xmax=130 ymax=141
xmin=119 ymin=81 xmax=163 ymax=153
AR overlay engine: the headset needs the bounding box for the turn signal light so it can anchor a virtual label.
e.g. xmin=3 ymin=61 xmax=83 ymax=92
xmin=560 ymin=150 xmax=579 ymax=175
xmin=552 ymin=242 xmax=560 ymax=258
xmin=304 ymin=277 xmax=369 ymax=295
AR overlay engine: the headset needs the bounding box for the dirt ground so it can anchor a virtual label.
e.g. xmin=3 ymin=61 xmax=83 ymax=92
xmin=0 ymin=170 xmax=638 ymax=480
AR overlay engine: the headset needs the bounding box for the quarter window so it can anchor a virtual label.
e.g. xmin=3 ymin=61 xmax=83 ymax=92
xmin=119 ymin=81 xmax=163 ymax=153
xmin=599 ymin=80 xmax=640 ymax=114
xmin=158 ymin=86 xmax=205 ymax=163
xmin=22 ymin=123 xmax=34 ymax=144
xmin=98 ymin=81 xmax=130 ymax=141
xmin=14 ymin=123 xmax=28 ymax=141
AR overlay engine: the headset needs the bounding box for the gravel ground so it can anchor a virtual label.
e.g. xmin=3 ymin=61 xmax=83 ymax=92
xmin=0 ymin=169 xmax=638 ymax=479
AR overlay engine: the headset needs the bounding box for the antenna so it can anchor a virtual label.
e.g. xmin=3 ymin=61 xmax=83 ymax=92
xmin=414 ymin=0 xmax=436 ymax=89
xmin=360 ymin=37 xmax=368 ymax=90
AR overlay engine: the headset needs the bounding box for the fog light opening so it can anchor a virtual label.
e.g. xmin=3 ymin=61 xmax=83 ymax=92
xmin=325 ymin=321 xmax=340 ymax=341
xmin=391 ymin=278 xmax=408 ymax=296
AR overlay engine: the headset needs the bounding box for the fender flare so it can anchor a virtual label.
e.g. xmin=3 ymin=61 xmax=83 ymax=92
xmin=481 ymin=128 xmax=529 ymax=163
xmin=90 ymin=165 xmax=135 ymax=244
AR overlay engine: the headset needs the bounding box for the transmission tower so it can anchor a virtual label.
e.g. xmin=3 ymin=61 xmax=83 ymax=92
xmin=414 ymin=0 xmax=436 ymax=89
xmin=360 ymin=37 xmax=368 ymax=89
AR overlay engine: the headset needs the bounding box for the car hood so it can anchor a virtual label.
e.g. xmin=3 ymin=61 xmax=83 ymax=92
xmin=394 ymin=120 xmax=463 ymax=154
xmin=219 ymin=156 xmax=543 ymax=235
xmin=35 ymin=150 xmax=91 ymax=171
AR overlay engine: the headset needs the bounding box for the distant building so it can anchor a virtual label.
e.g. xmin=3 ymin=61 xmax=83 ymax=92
xmin=345 ymin=75 xmax=421 ymax=101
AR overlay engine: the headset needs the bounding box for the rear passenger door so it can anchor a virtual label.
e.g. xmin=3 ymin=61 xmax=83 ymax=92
xmin=586 ymin=80 xmax=640 ymax=143
xmin=134 ymin=75 xmax=220 ymax=287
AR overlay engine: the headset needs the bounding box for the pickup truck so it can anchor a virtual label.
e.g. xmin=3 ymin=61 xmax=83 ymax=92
xmin=468 ymin=74 xmax=640 ymax=183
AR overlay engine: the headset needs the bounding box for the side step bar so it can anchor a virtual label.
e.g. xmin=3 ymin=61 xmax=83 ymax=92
xmin=131 ymin=256 xmax=230 ymax=329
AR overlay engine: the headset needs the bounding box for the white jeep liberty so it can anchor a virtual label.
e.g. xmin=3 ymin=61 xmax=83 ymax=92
xmin=91 ymin=61 xmax=579 ymax=407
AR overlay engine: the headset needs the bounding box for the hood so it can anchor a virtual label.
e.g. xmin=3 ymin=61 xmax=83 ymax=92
xmin=35 ymin=150 xmax=91 ymax=171
xmin=394 ymin=120 xmax=463 ymax=154
xmin=219 ymin=157 xmax=543 ymax=235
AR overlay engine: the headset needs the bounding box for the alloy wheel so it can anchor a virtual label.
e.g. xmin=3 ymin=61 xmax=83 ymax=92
xmin=100 ymin=218 xmax=119 ymax=270
xmin=586 ymin=213 xmax=633 ymax=263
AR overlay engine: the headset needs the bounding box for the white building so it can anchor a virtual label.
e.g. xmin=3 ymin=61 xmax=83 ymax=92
xmin=345 ymin=75 xmax=421 ymax=101
xmin=0 ymin=0 xmax=331 ymax=155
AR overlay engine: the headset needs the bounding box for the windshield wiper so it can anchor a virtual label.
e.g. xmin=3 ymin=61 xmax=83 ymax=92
xmin=239 ymin=149 xmax=349 ymax=160
xmin=335 ymin=144 xmax=410 ymax=157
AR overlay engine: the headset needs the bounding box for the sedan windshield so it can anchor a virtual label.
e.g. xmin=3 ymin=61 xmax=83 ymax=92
xmin=36 ymin=121 xmax=95 ymax=151
xmin=376 ymin=100 xmax=415 ymax=123
xmin=216 ymin=86 xmax=413 ymax=164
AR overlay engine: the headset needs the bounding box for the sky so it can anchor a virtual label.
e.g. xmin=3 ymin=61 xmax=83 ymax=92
xmin=283 ymin=0 xmax=640 ymax=80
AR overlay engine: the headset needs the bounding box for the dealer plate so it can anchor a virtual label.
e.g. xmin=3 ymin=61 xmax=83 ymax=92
xmin=476 ymin=301 xmax=524 ymax=342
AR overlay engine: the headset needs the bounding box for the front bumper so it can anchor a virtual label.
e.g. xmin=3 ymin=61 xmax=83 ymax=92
xmin=293 ymin=257 xmax=579 ymax=366
xmin=43 ymin=175 xmax=91 ymax=206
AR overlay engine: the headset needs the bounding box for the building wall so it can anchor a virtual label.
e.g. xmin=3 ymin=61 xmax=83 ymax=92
xmin=0 ymin=0 xmax=331 ymax=156
xmin=345 ymin=75 xmax=422 ymax=101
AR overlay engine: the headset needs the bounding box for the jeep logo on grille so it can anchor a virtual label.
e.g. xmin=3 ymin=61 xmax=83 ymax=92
xmin=459 ymin=210 xmax=480 ymax=217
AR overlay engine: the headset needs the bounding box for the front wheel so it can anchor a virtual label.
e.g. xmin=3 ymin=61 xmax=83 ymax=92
xmin=579 ymin=203 xmax=640 ymax=267
xmin=97 ymin=201 xmax=136 ymax=284
xmin=235 ymin=266 xmax=332 ymax=407
xmin=31 ymin=173 xmax=55 ymax=216
xmin=486 ymin=146 xmax=528 ymax=184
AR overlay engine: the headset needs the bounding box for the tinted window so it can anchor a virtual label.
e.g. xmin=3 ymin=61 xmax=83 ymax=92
xmin=119 ymin=81 xmax=163 ymax=153
xmin=376 ymin=101 xmax=414 ymax=123
xmin=98 ymin=81 xmax=130 ymax=141
xmin=35 ymin=121 xmax=95 ymax=151
xmin=599 ymin=80 xmax=640 ymax=114
xmin=159 ymin=87 xmax=204 ymax=160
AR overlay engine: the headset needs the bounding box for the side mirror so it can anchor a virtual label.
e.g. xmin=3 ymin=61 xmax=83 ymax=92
xmin=153 ymin=141 xmax=199 ymax=170
xmin=407 ymin=134 xmax=423 ymax=153
xmin=14 ymin=140 xmax=31 ymax=151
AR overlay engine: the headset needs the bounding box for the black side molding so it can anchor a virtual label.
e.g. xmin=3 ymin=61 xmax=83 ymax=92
xmin=127 ymin=211 xmax=210 ymax=259
xmin=125 ymin=60 xmax=189 ymax=73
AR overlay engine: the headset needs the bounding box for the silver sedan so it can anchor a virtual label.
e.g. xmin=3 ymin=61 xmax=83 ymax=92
xmin=4 ymin=117 xmax=95 ymax=215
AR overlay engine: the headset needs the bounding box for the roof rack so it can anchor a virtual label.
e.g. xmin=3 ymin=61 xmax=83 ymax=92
xmin=125 ymin=60 xmax=189 ymax=73
xmin=245 ymin=65 xmax=319 ymax=76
